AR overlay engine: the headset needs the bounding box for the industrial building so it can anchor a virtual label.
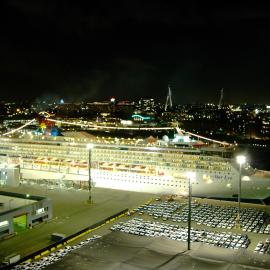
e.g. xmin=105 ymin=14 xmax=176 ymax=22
xmin=0 ymin=191 xmax=52 ymax=239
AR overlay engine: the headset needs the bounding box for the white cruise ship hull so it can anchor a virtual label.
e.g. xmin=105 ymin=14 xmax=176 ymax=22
xmin=0 ymin=135 xmax=269 ymax=200
xmin=20 ymin=167 xmax=270 ymax=200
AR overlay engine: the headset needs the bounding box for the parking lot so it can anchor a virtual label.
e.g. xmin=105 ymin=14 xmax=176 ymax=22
xmin=134 ymin=200 xmax=270 ymax=233
xmin=9 ymin=235 xmax=102 ymax=270
xmin=111 ymin=218 xmax=250 ymax=249
xmin=123 ymin=199 xmax=269 ymax=254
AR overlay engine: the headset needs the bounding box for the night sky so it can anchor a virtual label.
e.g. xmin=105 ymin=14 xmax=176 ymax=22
xmin=1 ymin=1 xmax=270 ymax=104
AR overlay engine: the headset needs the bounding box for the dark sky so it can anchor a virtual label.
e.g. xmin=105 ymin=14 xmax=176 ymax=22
xmin=1 ymin=1 xmax=270 ymax=104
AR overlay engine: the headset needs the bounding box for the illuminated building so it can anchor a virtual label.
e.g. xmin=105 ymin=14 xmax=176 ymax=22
xmin=0 ymin=191 xmax=52 ymax=239
xmin=135 ymin=98 xmax=156 ymax=116
xmin=131 ymin=114 xmax=154 ymax=122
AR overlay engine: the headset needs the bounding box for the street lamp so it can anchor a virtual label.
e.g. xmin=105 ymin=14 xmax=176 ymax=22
xmin=186 ymin=171 xmax=196 ymax=251
xmin=25 ymin=194 xmax=30 ymax=206
xmin=236 ymin=155 xmax=246 ymax=228
xmin=86 ymin=143 xmax=94 ymax=203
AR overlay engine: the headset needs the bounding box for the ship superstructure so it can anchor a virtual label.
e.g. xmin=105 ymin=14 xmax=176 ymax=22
xmin=0 ymin=134 xmax=269 ymax=199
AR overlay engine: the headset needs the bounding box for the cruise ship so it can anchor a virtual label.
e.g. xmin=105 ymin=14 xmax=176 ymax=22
xmin=0 ymin=132 xmax=269 ymax=200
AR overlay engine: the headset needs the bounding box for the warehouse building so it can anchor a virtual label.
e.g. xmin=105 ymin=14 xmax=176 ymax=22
xmin=0 ymin=191 xmax=52 ymax=239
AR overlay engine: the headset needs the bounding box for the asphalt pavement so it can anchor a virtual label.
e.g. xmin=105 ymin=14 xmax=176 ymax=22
xmin=0 ymin=184 xmax=153 ymax=261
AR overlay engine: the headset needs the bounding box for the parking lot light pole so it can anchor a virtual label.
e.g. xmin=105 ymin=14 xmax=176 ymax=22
xmin=86 ymin=143 xmax=94 ymax=203
xmin=186 ymin=171 xmax=196 ymax=251
xmin=9 ymin=199 xmax=14 ymax=210
xmin=25 ymin=194 xmax=30 ymax=206
xmin=236 ymin=155 xmax=246 ymax=228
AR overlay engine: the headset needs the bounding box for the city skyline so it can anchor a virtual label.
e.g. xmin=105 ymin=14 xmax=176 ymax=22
xmin=1 ymin=1 xmax=270 ymax=104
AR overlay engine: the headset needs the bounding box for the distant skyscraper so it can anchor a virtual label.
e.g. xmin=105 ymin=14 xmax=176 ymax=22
xmin=165 ymin=85 xmax=173 ymax=111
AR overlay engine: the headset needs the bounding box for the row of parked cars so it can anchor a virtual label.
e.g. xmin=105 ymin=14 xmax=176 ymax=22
xmin=111 ymin=218 xmax=250 ymax=250
xmin=254 ymin=239 xmax=270 ymax=255
xmin=10 ymin=235 xmax=101 ymax=270
xmin=135 ymin=201 xmax=270 ymax=234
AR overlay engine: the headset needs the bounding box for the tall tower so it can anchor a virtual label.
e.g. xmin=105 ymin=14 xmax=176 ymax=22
xmin=165 ymin=85 xmax=173 ymax=111
xmin=218 ymin=88 xmax=224 ymax=109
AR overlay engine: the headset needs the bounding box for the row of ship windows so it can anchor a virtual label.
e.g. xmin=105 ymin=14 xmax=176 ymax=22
xmin=94 ymin=151 xmax=226 ymax=161
xmin=20 ymin=158 xmax=230 ymax=172
xmin=11 ymin=157 xmax=233 ymax=179
xmin=96 ymin=161 xmax=231 ymax=172
xmin=20 ymin=156 xmax=231 ymax=172
xmin=20 ymin=162 xmax=233 ymax=180
xmin=6 ymin=147 xmax=228 ymax=165
xmin=96 ymin=177 xmax=187 ymax=187
xmin=94 ymin=173 xmax=196 ymax=183
xmin=20 ymin=160 xmax=229 ymax=176
xmin=5 ymin=159 xmax=231 ymax=175
xmin=95 ymin=172 xmax=231 ymax=182
xmin=96 ymin=156 xmax=229 ymax=165
xmin=20 ymin=146 xmax=223 ymax=161
xmin=95 ymin=176 xmax=184 ymax=182
xmin=95 ymin=154 xmax=228 ymax=162
xmin=5 ymin=144 xmax=228 ymax=162
xmin=13 ymin=153 xmax=232 ymax=172
xmin=93 ymin=153 xmax=224 ymax=161
xmin=5 ymin=150 xmax=83 ymax=159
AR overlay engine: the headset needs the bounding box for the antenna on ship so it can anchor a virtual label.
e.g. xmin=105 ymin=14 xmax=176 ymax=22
xmin=165 ymin=85 xmax=173 ymax=111
xmin=218 ymin=88 xmax=224 ymax=109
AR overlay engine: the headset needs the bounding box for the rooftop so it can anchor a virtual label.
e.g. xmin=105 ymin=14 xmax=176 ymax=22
xmin=0 ymin=191 xmax=42 ymax=215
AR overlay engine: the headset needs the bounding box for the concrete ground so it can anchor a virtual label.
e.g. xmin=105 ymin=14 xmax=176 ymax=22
xmin=0 ymin=184 xmax=154 ymax=261
xmin=46 ymin=232 xmax=270 ymax=270
xmin=0 ymin=184 xmax=269 ymax=265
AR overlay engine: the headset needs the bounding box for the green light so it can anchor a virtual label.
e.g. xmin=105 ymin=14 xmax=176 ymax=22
xmin=131 ymin=114 xmax=152 ymax=120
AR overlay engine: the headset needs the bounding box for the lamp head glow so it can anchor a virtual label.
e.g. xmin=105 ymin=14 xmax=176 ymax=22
xmin=236 ymin=155 xmax=246 ymax=165
xmin=186 ymin=171 xmax=196 ymax=181
xmin=242 ymin=176 xmax=250 ymax=181
xmin=86 ymin=143 xmax=94 ymax=150
xmin=145 ymin=146 xmax=158 ymax=151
